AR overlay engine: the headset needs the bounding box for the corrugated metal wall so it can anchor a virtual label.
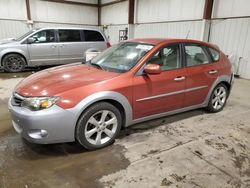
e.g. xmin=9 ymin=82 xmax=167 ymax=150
xmin=135 ymin=0 xmax=204 ymax=23
xmin=101 ymin=1 xmax=128 ymax=25
xmin=0 ymin=0 xmax=98 ymax=40
xmin=133 ymin=21 xmax=202 ymax=40
xmin=209 ymin=18 xmax=250 ymax=79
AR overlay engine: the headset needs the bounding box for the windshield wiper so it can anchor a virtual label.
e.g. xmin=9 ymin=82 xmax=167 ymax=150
xmin=91 ymin=63 xmax=103 ymax=70
xmin=85 ymin=60 xmax=103 ymax=70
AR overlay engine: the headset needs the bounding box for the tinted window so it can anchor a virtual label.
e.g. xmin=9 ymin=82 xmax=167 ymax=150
xmin=59 ymin=30 xmax=81 ymax=42
xmin=84 ymin=30 xmax=104 ymax=41
xmin=208 ymin=47 xmax=220 ymax=61
xmin=148 ymin=45 xmax=180 ymax=71
xmin=185 ymin=45 xmax=209 ymax=67
xmin=31 ymin=30 xmax=55 ymax=43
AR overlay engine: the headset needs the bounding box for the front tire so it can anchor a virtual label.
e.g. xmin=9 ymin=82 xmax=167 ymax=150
xmin=76 ymin=102 xmax=122 ymax=150
xmin=3 ymin=54 xmax=26 ymax=73
xmin=206 ymin=83 xmax=228 ymax=113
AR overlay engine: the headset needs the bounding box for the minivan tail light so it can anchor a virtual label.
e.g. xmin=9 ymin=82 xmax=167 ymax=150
xmin=106 ymin=42 xmax=111 ymax=48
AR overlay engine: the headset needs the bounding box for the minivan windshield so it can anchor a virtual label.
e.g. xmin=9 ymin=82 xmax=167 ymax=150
xmin=90 ymin=42 xmax=154 ymax=73
xmin=15 ymin=29 xmax=38 ymax=41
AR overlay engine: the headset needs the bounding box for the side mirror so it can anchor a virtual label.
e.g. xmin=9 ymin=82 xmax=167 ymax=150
xmin=144 ymin=64 xmax=161 ymax=74
xmin=27 ymin=37 xmax=35 ymax=44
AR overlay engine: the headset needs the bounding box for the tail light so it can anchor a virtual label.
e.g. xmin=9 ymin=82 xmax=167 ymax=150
xmin=106 ymin=42 xmax=111 ymax=48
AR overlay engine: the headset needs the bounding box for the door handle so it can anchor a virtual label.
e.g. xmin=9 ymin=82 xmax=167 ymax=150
xmin=174 ymin=76 xmax=186 ymax=81
xmin=51 ymin=45 xmax=57 ymax=48
xmin=208 ymin=70 xmax=218 ymax=74
xmin=60 ymin=44 xmax=65 ymax=48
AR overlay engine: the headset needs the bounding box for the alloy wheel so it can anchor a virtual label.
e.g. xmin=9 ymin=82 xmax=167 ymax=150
xmin=84 ymin=110 xmax=118 ymax=146
xmin=212 ymin=86 xmax=227 ymax=110
xmin=5 ymin=56 xmax=24 ymax=72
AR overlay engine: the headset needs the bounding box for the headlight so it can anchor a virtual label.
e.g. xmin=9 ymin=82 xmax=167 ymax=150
xmin=21 ymin=97 xmax=60 ymax=111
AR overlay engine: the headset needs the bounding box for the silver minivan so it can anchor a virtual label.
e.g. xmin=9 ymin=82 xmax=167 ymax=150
xmin=0 ymin=27 xmax=110 ymax=72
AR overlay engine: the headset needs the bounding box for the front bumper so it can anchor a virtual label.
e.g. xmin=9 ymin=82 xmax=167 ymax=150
xmin=8 ymin=97 xmax=77 ymax=144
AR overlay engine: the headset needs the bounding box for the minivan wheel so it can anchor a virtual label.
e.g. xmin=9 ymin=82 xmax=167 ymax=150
xmin=76 ymin=102 xmax=122 ymax=150
xmin=3 ymin=54 xmax=26 ymax=73
xmin=206 ymin=83 xmax=228 ymax=113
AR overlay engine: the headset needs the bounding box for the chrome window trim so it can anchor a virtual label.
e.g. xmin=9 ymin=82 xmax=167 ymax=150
xmin=136 ymin=85 xmax=208 ymax=102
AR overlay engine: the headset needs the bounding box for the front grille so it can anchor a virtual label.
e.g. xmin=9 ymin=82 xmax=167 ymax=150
xmin=11 ymin=93 xmax=24 ymax=106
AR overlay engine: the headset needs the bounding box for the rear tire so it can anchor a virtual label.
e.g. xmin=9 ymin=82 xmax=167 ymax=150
xmin=3 ymin=54 xmax=26 ymax=73
xmin=206 ymin=83 xmax=228 ymax=113
xmin=76 ymin=102 xmax=122 ymax=150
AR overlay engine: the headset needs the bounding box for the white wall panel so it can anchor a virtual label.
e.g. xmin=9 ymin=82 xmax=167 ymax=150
xmin=212 ymin=0 xmax=250 ymax=18
xmin=101 ymin=1 xmax=128 ymax=25
xmin=101 ymin=0 xmax=117 ymax=4
xmin=209 ymin=18 xmax=250 ymax=79
xmin=136 ymin=0 xmax=205 ymax=23
xmin=0 ymin=0 xmax=27 ymax=20
xmin=65 ymin=0 xmax=98 ymax=4
xmin=103 ymin=24 xmax=128 ymax=44
xmin=34 ymin=22 xmax=99 ymax=29
xmin=30 ymin=0 xmax=98 ymax=25
xmin=0 ymin=20 xmax=29 ymax=40
xmin=134 ymin=21 xmax=202 ymax=40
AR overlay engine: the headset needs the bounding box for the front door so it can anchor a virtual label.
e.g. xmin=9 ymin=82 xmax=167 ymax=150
xmin=183 ymin=43 xmax=219 ymax=107
xmin=27 ymin=29 xmax=59 ymax=66
xmin=133 ymin=44 xmax=187 ymax=119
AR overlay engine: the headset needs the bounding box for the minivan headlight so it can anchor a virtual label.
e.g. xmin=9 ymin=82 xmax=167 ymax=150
xmin=21 ymin=97 xmax=60 ymax=111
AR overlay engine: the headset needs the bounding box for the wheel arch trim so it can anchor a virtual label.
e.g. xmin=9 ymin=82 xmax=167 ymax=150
xmin=203 ymin=74 xmax=232 ymax=106
xmin=0 ymin=49 xmax=28 ymax=66
xmin=68 ymin=91 xmax=133 ymax=129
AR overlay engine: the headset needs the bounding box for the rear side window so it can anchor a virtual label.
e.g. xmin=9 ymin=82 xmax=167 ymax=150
xmin=84 ymin=30 xmax=104 ymax=41
xmin=208 ymin=47 xmax=220 ymax=61
xmin=59 ymin=30 xmax=81 ymax=42
xmin=184 ymin=45 xmax=209 ymax=67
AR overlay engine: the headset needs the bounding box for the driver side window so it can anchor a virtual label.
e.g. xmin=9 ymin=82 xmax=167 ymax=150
xmin=147 ymin=44 xmax=180 ymax=71
xmin=31 ymin=30 xmax=55 ymax=43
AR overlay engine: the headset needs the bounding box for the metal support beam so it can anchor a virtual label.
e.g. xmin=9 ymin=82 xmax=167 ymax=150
xmin=128 ymin=0 xmax=135 ymax=24
xmin=101 ymin=0 xmax=127 ymax=7
xmin=25 ymin=0 xmax=31 ymax=20
xmin=98 ymin=0 xmax=101 ymax=26
xmin=203 ymin=0 xmax=214 ymax=19
xmin=43 ymin=0 xmax=98 ymax=7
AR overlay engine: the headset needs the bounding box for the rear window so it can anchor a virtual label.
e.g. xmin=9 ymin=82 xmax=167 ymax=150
xmin=208 ymin=47 xmax=220 ymax=61
xmin=84 ymin=30 xmax=104 ymax=42
xmin=59 ymin=29 xmax=81 ymax=42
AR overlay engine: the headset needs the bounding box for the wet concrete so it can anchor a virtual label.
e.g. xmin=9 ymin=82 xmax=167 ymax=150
xmin=0 ymin=71 xmax=130 ymax=188
xmin=0 ymin=71 xmax=250 ymax=187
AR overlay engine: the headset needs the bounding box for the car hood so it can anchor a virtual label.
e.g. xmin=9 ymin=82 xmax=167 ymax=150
xmin=15 ymin=63 xmax=121 ymax=97
xmin=0 ymin=38 xmax=16 ymax=45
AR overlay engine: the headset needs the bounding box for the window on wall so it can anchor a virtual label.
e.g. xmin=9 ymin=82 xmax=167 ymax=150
xmin=58 ymin=30 xmax=81 ymax=42
xmin=147 ymin=44 xmax=180 ymax=71
xmin=184 ymin=45 xmax=209 ymax=67
xmin=31 ymin=30 xmax=55 ymax=43
xmin=208 ymin=47 xmax=220 ymax=61
xmin=84 ymin=30 xmax=104 ymax=41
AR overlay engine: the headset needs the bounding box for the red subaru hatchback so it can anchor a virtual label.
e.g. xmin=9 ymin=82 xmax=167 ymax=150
xmin=9 ymin=39 xmax=233 ymax=150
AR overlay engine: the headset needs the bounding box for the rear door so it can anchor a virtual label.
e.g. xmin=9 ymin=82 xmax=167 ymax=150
xmin=133 ymin=44 xmax=187 ymax=119
xmin=58 ymin=29 xmax=84 ymax=64
xmin=183 ymin=43 xmax=218 ymax=107
xmin=83 ymin=30 xmax=107 ymax=52
xmin=27 ymin=29 xmax=59 ymax=66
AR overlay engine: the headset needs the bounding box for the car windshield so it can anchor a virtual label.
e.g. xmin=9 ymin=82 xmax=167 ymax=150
xmin=15 ymin=29 xmax=38 ymax=41
xmin=90 ymin=42 xmax=154 ymax=73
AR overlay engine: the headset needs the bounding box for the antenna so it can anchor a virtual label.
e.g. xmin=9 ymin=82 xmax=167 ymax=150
xmin=186 ymin=30 xmax=190 ymax=39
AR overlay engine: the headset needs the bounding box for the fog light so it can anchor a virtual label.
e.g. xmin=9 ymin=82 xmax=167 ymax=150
xmin=28 ymin=129 xmax=48 ymax=139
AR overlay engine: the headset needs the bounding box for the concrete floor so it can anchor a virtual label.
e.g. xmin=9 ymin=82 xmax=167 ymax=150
xmin=0 ymin=71 xmax=249 ymax=188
